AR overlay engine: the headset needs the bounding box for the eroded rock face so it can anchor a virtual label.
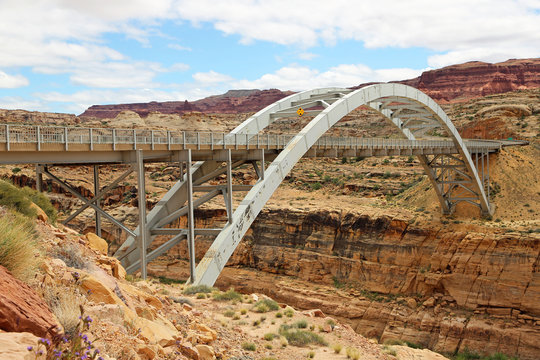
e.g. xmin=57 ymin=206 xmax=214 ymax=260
xmin=150 ymin=208 xmax=540 ymax=359
xmin=397 ymin=58 xmax=540 ymax=102
xmin=0 ymin=266 xmax=60 ymax=339
xmin=79 ymin=89 xmax=293 ymax=119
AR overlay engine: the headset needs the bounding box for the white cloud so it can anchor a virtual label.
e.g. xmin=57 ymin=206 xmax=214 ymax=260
xmin=174 ymin=0 xmax=540 ymax=65
xmin=232 ymin=64 xmax=425 ymax=91
xmin=0 ymin=96 xmax=44 ymax=111
xmin=192 ymin=71 xmax=234 ymax=84
xmin=298 ymin=52 xmax=317 ymax=60
xmin=0 ymin=71 xmax=29 ymax=88
xmin=168 ymin=43 xmax=192 ymax=51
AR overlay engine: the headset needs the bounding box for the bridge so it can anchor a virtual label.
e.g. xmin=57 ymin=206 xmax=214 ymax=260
xmin=0 ymin=83 xmax=526 ymax=286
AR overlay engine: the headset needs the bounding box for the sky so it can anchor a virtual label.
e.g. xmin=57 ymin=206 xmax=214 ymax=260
xmin=0 ymin=0 xmax=539 ymax=115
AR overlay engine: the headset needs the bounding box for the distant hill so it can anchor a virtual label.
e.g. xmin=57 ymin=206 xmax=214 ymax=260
xmin=80 ymin=58 xmax=540 ymax=118
xmin=79 ymin=89 xmax=293 ymax=119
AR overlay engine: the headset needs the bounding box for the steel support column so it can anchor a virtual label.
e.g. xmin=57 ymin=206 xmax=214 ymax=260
xmin=36 ymin=164 xmax=43 ymax=192
xmin=93 ymin=165 xmax=102 ymax=237
xmin=135 ymin=150 xmax=148 ymax=279
xmin=185 ymin=149 xmax=196 ymax=283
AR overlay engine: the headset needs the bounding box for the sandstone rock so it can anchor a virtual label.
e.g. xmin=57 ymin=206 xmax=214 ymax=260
xmin=30 ymin=202 xmax=48 ymax=222
xmin=303 ymin=309 xmax=325 ymax=318
xmin=137 ymin=344 xmax=157 ymax=360
xmin=0 ymin=332 xmax=45 ymax=360
xmin=86 ymin=233 xmax=108 ymax=255
xmin=179 ymin=342 xmax=199 ymax=360
xmin=195 ymin=344 xmax=215 ymax=360
xmin=393 ymin=345 xmax=448 ymax=360
xmin=423 ymin=297 xmax=436 ymax=307
xmin=80 ymin=274 xmax=124 ymax=306
xmin=407 ymin=298 xmax=417 ymax=309
xmin=0 ymin=266 xmax=60 ymax=338
xmin=190 ymin=323 xmax=217 ymax=343
xmin=118 ymin=282 xmax=163 ymax=310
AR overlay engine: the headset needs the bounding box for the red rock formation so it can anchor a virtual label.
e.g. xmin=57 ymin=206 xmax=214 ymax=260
xmin=79 ymin=89 xmax=293 ymax=119
xmin=397 ymin=58 xmax=540 ymax=102
xmin=0 ymin=265 xmax=60 ymax=339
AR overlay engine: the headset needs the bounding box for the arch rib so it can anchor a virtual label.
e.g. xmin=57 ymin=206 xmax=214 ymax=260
xmin=115 ymin=87 xmax=350 ymax=270
xmin=192 ymin=83 xmax=491 ymax=286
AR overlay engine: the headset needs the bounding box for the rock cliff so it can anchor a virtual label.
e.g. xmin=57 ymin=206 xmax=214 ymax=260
xmin=396 ymin=58 xmax=540 ymax=102
xmin=149 ymin=208 xmax=540 ymax=359
xmin=79 ymin=89 xmax=293 ymax=119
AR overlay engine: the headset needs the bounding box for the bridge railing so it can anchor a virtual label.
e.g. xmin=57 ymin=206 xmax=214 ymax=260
xmin=0 ymin=123 xmax=502 ymax=152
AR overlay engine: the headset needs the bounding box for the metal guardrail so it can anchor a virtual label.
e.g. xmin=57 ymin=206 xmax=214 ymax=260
xmin=0 ymin=123 xmax=503 ymax=152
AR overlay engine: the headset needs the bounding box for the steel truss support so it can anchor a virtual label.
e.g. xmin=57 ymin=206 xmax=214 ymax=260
xmin=115 ymin=88 xmax=345 ymax=274
xmin=191 ymin=83 xmax=492 ymax=286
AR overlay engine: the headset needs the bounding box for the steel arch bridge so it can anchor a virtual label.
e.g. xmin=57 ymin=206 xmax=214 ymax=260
xmin=108 ymin=83 xmax=494 ymax=286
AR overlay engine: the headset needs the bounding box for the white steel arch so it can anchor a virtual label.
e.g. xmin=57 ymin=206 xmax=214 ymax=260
xmin=192 ymin=83 xmax=491 ymax=285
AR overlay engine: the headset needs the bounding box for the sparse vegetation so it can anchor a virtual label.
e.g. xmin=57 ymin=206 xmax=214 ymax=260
xmin=183 ymin=284 xmax=216 ymax=295
xmin=213 ymin=288 xmax=242 ymax=301
xmin=242 ymin=342 xmax=256 ymax=351
xmin=253 ymin=298 xmax=280 ymax=312
xmin=278 ymin=324 xmax=327 ymax=347
xmin=346 ymin=346 xmax=361 ymax=359
xmin=332 ymin=343 xmax=343 ymax=354
xmin=0 ymin=209 xmax=39 ymax=281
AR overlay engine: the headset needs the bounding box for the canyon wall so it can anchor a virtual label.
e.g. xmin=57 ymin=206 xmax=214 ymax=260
xmin=150 ymin=208 xmax=540 ymax=359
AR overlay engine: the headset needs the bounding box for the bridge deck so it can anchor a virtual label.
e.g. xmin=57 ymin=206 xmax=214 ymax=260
xmin=0 ymin=123 xmax=519 ymax=165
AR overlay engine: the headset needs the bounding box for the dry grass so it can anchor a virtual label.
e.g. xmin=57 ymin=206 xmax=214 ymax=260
xmin=0 ymin=208 xmax=40 ymax=281
xmin=42 ymin=284 xmax=83 ymax=337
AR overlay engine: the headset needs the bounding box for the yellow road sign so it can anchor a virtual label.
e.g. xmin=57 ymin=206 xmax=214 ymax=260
xmin=297 ymin=108 xmax=304 ymax=116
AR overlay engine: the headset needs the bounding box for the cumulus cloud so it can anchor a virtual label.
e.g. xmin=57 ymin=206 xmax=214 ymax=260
xmin=0 ymin=71 xmax=29 ymax=88
xmin=192 ymin=71 xmax=234 ymax=84
xmin=174 ymin=0 xmax=540 ymax=65
xmin=232 ymin=64 xmax=425 ymax=90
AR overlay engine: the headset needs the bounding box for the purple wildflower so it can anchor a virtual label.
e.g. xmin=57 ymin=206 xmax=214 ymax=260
xmin=27 ymin=346 xmax=33 ymax=351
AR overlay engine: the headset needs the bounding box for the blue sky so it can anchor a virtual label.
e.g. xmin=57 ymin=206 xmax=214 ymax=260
xmin=0 ymin=0 xmax=539 ymax=114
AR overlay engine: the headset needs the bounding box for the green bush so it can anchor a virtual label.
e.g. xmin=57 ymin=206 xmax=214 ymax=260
xmin=0 ymin=180 xmax=36 ymax=218
xmin=264 ymin=333 xmax=276 ymax=341
xmin=183 ymin=284 xmax=216 ymax=295
xmin=0 ymin=209 xmax=40 ymax=281
xmin=278 ymin=325 xmax=327 ymax=347
xmin=20 ymin=187 xmax=57 ymax=223
xmin=241 ymin=342 xmax=256 ymax=351
xmin=295 ymin=319 xmax=308 ymax=329
xmin=0 ymin=180 xmax=57 ymax=223
xmin=254 ymin=298 xmax=280 ymax=312
xmin=213 ymin=288 xmax=242 ymax=301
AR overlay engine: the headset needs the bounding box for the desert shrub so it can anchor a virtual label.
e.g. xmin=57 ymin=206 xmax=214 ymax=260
xmin=332 ymin=343 xmax=343 ymax=354
xmin=50 ymin=243 xmax=88 ymax=270
xmin=264 ymin=333 xmax=276 ymax=341
xmin=284 ymin=307 xmax=294 ymax=317
xmin=278 ymin=325 xmax=327 ymax=347
xmin=196 ymin=293 xmax=206 ymax=299
xmin=253 ymin=298 xmax=280 ymax=312
xmin=275 ymin=311 xmax=283 ymax=318
xmin=240 ymin=308 xmax=248 ymax=315
xmin=224 ymin=309 xmax=236 ymax=318
xmin=241 ymin=342 xmax=256 ymax=351
xmin=183 ymin=284 xmax=216 ymax=294
xmin=384 ymin=339 xmax=405 ymax=346
xmin=346 ymin=347 xmax=361 ymax=359
xmin=404 ymin=340 xmax=423 ymax=349
xmin=213 ymin=288 xmax=242 ymax=301
xmin=42 ymin=284 xmax=82 ymax=337
xmin=0 ymin=209 xmax=40 ymax=280
xmin=0 ymin=180 xmax=36 ymax=218
xmin=307 ymin=351 xmax=315 ymax=358
xmin=295 ymin=319 xmax=308 ymax=329
xmin=20 ymin=186 xmax=57 ymax=223
xmin=382 ymin=345 xmax=397 ymax=357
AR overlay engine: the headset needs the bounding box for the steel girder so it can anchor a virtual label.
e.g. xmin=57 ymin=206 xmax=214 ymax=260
xmin=114 ymin=87 xmax=350 ymax=273
xmin=191 ymin=83 xmax=491 ymax=286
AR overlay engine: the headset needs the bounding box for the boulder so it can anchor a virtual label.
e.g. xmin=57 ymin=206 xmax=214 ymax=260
xmin=0 ymin=332 xmax=45 ymax=360
xmin=86 ymin=233 xmax=108 ymax=255
xmin=80 ymin=274 xmax=124 ymax=306
xmin=0 ymin=266 xmax=60 ymax=338
xmin=195 ymin=344 xmax=215 ymax=360
xmin=179 ymin=342 xmax=199 ymax=359
xmin=29 ymin=202 xmax=48 ymax=222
